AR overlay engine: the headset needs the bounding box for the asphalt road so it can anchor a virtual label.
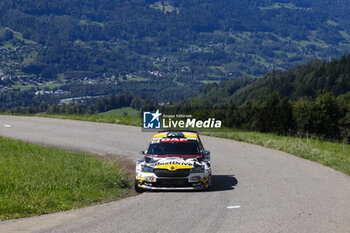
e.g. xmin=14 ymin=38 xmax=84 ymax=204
xmin=0 ymin=116 xmax=350 ymax=233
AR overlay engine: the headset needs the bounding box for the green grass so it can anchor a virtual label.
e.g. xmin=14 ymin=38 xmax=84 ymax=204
xmin=259 ymin=3 xmax=296 ymax=10
xmin=339 ymin=31 xmax=350 ymax=40
xmin=200 ymin=80 xmax=221 ymax=84
xmin=229 ymin=32 xmax=244 ymax=42
xmin=5 ymin=27 xmax=37 ymax=44
xmin=0 ymin=136 xmax=130 ymax=220
xmin=10 ymin=83 xmax=35 ymax=91
xmin=22 ymin=52 xmax=38 ymax=65
xmin=40 ymin=83 xmax=62 ymax=89
xmin=57 ymin=73 xmax=65 ymax=80
xmin=0 ymin=41 xmax=14 ymax=50
xmin=297 ymin=39 xmax=327 ymax=48
xmin=327 ymin=20 xmax=338 ymax=26
xmin=99 ymin=107 xmax=140 ymax=117
xmin=209 ymin=66 xmax=227 ymax=73
xmin=118 ymin=76 xmax=149 ymax=82
xmin=174 ymin=81 xmax=185 ymax=86
xmin=250 ymin=54 xmax=270 ymax=66
xmin=79 ymin=20 xmax=104 ymax=27
xmin=10 ymin=82 xmax=61 ymax=91
xmin=34 ymin=113 xmax=141 ymax=127
xmin=152 ymin=63 xmax=163 ymax=69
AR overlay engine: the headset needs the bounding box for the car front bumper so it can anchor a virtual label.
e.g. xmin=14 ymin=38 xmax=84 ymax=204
xmin=136 ymin=172 xmax=211 ymax=190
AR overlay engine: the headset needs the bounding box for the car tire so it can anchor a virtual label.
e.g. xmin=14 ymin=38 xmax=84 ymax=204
xmin=134 ymin=178 xmax=144 ymax=193
xmin=205 ymin=173 xmax=212 ymax=191
xmin=203 ymin=174 xmax=212 ymax=191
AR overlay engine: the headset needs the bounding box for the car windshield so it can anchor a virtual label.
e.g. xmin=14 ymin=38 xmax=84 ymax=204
xmin=147 ymin=141 xmax=201 ymax=155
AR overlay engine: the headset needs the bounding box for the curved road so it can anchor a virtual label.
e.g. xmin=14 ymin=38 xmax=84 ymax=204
xmin=0 ymin=116 xmax=350 ymax=233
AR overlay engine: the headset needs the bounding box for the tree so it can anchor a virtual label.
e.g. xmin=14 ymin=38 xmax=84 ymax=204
xmin=39 ymin=102 xmax=48 ymax=112
xmin=225 ymin=103 xmax=239 ymax=127
xmin=0 ymin=29 xmax=14 ymax=42
xmin=294 ymin=92 xmax=341 ymax=139
xmin=314 ymin=92 xmax=341 ymax=138
xmin=248 ymin=93 xmax=295 ymax=134
xmin=339 ymin=110 xmax=350 ymax=143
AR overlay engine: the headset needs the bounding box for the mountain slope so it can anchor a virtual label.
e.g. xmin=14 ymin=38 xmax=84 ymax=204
xmin=2 ymin=0 xmax=350 ymax=102
xmin=231 ymin=55 xmax=350 ymax=104
xmin=183 ymin=55 xmax=350 ymax=106
xmin=2 ymin=1 xmax=350 ymax=79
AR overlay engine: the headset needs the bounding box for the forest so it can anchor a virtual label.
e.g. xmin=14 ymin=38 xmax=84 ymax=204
xmin=174 ymin=92 xmax=350 ymax=142
xmin=6 ymin=90 xmax=349 ymax=142
xmin=181 ymin=54 xmax=350 ymax=107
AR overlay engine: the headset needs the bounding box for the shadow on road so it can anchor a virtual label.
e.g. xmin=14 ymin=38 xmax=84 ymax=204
xmin=147 ymin=175 xmax=238 ymax=193
xmin=209 ymin=175 xmax=238 ymax=192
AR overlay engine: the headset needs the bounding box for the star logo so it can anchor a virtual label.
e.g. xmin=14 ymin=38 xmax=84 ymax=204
xmin=143 ymin=110 xmax=162 ymax=129
xmin=150 ymin=109 xmax=162 ymax=122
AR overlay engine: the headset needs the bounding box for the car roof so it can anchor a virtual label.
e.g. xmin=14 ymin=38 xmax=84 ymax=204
xmin=151 ymin=131 xmax=199 ymax=141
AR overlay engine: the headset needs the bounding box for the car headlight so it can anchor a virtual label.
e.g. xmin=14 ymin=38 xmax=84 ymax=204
xmin=141 ymin=165 xmax=154 ymax=173
xmin=191 ymin=166 xmax=205 ymax=173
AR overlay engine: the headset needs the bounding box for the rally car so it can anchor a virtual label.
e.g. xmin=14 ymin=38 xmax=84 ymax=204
xmin=135 ymin=130 xmax=212 ymax=192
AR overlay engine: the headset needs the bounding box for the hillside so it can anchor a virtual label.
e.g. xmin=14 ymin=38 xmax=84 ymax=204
xmin=2 ymin=0 xmax=350 ymax=103
xmin=232 ymin=56 xmax=350 ymax=104
xmin=183 ymin=55 xmax=350 ymax=106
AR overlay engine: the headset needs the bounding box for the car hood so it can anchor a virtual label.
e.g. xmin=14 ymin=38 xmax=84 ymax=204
xmin=145 ymin=157 xmax=202 ymax=169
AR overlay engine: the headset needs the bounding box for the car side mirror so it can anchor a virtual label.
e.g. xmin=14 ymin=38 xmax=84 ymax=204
xmin=139 ymin=151 xmax=145 ymax=155
xmin=203 ymin=150 xmax=210 ymax=160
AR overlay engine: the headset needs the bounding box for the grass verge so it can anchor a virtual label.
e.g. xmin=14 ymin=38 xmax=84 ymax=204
xmin=98 ymin=107 xmax=140 ymax=117
xmin=0 ymin=136 xmax=131 ymax=220
xmin=33 ymin=113 xmax=141 ymax=126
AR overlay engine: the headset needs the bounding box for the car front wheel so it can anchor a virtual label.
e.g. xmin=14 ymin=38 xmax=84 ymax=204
xmin=203 ymin=174 xmax=212 ymax=191
xmin=134 ymin=178 xmax=144 ymax=193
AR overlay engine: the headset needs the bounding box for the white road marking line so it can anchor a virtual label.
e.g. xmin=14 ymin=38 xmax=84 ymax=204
xmin=4 ymin=125 xmax=11 ymax=128
xmin=227 ymin=205 xmax=240 ymax=209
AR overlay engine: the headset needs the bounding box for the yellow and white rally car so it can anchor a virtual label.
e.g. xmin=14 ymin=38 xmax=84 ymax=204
xmin=135 ymin=131 xmax=212 ymax=192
